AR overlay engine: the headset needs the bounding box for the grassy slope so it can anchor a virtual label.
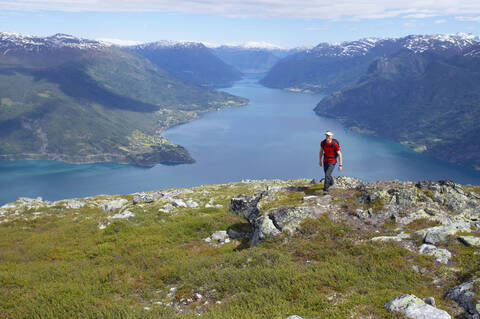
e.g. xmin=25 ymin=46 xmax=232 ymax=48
xmin=1 ymin=180 xmax=477 ymax=318
xmin=0 ymin=48 xmax=248 ymax=164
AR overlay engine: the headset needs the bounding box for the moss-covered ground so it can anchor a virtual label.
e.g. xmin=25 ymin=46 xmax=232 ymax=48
xmin=0 ymin=180 xmax=476 ymax=318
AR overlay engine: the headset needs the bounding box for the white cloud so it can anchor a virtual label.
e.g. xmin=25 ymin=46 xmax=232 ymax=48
xmin=455 ymin=16 xmax=480 ymax=22
xmin=434 ymin=19 xmax=446 ymax=24
xmin=402 ymin=13 xmax=437 ymax=19
xmin=2 ymin=0 xmax=480 ymax=20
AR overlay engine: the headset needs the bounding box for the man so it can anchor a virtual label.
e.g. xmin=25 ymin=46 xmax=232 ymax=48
xmin=319 ymin=130 xmax=343 ymax=195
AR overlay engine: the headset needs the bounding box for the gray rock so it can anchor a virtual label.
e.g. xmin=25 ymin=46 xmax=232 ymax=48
xmin=159 ymin=203 xmax=175 ymax=213
xmin=251 ymin=215 xmax=282 ymax=247
xmin=133 ymin=193 xmax=154 ymax=204
xmin=268 ymin=206 xmax=321 ymax=235
xmin=385 ymin=294 xmax=451 ymax=319
xmin=458 ymin=236 xmax=480 ymax=247
xmin=102 ymin=198 xmax=128 ymax=212
xmin=111 ymin=210 xmax=135 ymax=219
xmin=417 ymin=222 xmax=471 ymax=245
xmin=211 ymin=230 xmax=228 ymax=242
xmin=424 ymin=297 xmax=435 ymax=306
xmin=227 ymin=229 xmax=248 ymax=239
xmin=446 ymin=278 xmax=480 ymax=317
xmin=229 ymin=193 xmax=264 ymax=224
xmin=286 ymin=316 xmax=305 ymax=319
xmin=171 ymin=199 xmax=187 ymax=207
xmin=185 ymin=200 xmax=199 ymax=208
xmin=419 ymin=244 xmax=451 ymax=264
xmin=64 ymin=199 xmax=85 ymax=209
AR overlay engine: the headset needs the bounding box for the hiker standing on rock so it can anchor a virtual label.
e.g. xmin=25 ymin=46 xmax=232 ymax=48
xmin=319 ymin=131 xmax=343 ymax=195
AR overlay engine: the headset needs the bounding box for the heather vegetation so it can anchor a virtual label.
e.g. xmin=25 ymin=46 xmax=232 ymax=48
xmin=1 ymin=178 xmax=479 ymax=318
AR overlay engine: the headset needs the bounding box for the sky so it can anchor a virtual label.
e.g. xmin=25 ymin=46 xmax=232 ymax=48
xmin=1 ymin=1 xmax=480 ymax=48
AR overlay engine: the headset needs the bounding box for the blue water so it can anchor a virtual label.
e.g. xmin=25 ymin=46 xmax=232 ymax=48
xmin=1 ymin=74 xmax=480 ymax=205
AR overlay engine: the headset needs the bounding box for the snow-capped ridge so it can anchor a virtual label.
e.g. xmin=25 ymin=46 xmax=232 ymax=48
xmin=214 ymin=41 xmax=287 ymax=50
xmin=308 ymin=33 xmax=480 ymax=57
xmin=133 ymin=40 xmax=205 ymax=50
xmin=0 ymin=32 xmax=105 ymax=53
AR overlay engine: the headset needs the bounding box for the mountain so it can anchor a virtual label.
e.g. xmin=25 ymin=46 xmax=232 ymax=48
xmin=0 ymin=33 xmax=248 ymax=166
xmin=261 ymin=34 xmax=478 ymax=93
xmin=129 ymin=41 xmax=242 ymax=87
xmin=210 ymin=42 xmax=301 ymax=73
xmin=1 ymin=176 xmax=479 ymax=317
xmin=314 ymin=35 xmax=480 ymax=170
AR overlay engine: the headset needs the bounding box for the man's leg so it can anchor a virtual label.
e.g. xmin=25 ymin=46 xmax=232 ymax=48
xmin=323 ymin=162 xmax=335 ymax=193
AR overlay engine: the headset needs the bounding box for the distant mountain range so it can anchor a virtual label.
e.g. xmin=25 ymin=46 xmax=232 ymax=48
xmin=261 ymin=34 xmax=478 ymax=94
xmin=209 ymin=42 xmax=305 ymax=74
xmin=128 ymin=41 xmax=243 ymax=87
xmin=308 ymin=34 xmax=480 ymax=170
xmin=0 ymin=32 xmax=248 ymax=166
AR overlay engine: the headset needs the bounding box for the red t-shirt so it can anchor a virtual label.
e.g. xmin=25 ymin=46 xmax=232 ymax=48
xmin=321 ymin=139 xmax=340 ymax=163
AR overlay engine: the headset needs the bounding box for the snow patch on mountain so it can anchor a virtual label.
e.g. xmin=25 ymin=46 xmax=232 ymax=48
xmin=132 ymin=40 xmax=205 ymax=50
xmin=97 ymin=38 xmax=143 ymax=46
xmin=403 ymin=34 xmax=478 ymax=53
xmin=207 ymin=41 xmax=287 ymax=50
xmin=0 ymin=32 xmax=105 ymax=53
xmin=307 ymin=33 xmax=480 ymax=58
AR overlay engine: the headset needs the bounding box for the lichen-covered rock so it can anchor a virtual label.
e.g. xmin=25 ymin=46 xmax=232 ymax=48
xmin=415 ymin=222 xmax=471 ymax=245
xmin=102 ymin=199 xmax=128 ymax=212
xmin=229 ymin=193 xmax=264 ymax=225
xmin=133 ymin=192 xmax=155 ymax=204
xmin=446 ymin=278 xmax=480 ymax=318
xmin=268 ymin=206 xmax=322 ymax=234
xmin=250 ymin=215 xmax=282 ymax=247
xmin=111 ymin=210 xmax=135 ymax=220
xmin=385 ymin=294 xmax=451 ymax=319
xmin=458 ymin=236 xmax=480 ymax=247
xmin=419 ymin=244 xmax=451 ymax=264
xmin=63 ymin=199 xmax=85 ymax=209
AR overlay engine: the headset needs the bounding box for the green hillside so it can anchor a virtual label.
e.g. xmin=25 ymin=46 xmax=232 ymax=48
xmin=315 ymin=50 xmax=480 ymax=170
xmin=0 ymin=36 xmax=248 ymax=166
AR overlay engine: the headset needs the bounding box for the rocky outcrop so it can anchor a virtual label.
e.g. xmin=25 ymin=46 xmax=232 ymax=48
xmin=102 ymin=199 xmax=128 ymax=212
xmin=446 ymin=279 xmax=480 ymax=318
xmin=415 ymin=222 xmax=471 ymax=245
xmin=385 ymin=294 xmax=451 ymax=319
xmin=230 ymin=191 xmax=326 ymax=247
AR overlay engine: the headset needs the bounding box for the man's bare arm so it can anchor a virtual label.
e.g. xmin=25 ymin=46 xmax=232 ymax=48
xmin=337 ymin=150 xmax=343 ymax=171
xmin=319 ymin=148 xmax=323 ymax=166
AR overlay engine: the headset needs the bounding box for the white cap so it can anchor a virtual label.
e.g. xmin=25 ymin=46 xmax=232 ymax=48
xmin=325 ymin=131 xmax=334 ymax=136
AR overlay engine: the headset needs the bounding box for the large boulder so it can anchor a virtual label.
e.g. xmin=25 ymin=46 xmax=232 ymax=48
xmin=446 ymin=279 xmax=480 ymax=318
xmin=230 ymin=192 xmax=325 ymax=247
xmin=385 ymin=294 xmax=451 ymax=319
xmin=415 ymin=222 xmax=471 ymax=245
xmin=102 ymin=198 xmax=128 ymax=212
